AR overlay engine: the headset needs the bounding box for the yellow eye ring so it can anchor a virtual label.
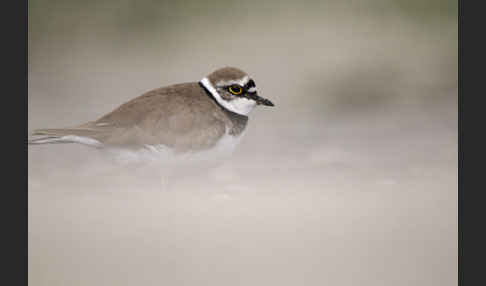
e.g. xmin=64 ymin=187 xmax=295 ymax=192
xmin=228 ymin=85 xmax=243 ymax=95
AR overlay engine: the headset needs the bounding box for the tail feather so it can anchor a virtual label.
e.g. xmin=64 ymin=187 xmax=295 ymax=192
xmin=28 ymin=128 xmax=104 ymax=147
xmin=28 ymin=136 xmax=69 ymax=145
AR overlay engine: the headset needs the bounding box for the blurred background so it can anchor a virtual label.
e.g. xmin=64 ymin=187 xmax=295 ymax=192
xmin=28 ymin=0 xmax=457 ymax=285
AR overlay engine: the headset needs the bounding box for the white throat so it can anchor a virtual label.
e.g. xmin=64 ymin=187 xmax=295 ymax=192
xmin=200 ymin=77 xmax=256 ymax=116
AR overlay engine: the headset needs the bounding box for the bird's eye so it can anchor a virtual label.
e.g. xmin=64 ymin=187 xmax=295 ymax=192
xmin=228 ymin=85 xmax=243 ymax=95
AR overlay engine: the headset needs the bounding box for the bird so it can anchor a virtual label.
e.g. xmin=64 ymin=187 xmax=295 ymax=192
xmin=28 ymin=67 xmax=274 ymax=164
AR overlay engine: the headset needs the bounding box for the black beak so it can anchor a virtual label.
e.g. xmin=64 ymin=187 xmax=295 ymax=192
xmin=257 ymin=96 xmax=274 ymax=106
xmin=249 ymin=93 xmax=274 ymax=106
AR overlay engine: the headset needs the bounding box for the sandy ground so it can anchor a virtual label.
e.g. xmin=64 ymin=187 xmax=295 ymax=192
xmin=28 ymin=4 xmax=457 ymax=286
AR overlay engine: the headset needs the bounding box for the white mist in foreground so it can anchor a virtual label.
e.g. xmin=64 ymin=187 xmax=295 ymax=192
xmin=28 ymin=102 xmax=456 ymax=286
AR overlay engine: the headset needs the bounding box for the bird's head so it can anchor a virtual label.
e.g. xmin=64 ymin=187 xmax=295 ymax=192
xmin=200 ymin=67 xmax=274 ymax=115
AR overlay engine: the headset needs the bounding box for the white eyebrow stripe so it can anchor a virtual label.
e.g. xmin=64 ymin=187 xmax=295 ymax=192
xmin=216 ymin=76 xmax=250 ymax=87
xmin=247 ymin=87 xmax=257 ymax=93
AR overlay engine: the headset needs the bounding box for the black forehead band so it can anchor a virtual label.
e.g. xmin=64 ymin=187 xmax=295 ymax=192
xmin=226 ymin=79 xmax=255 ymax=89
xmin=246 ymin=79 xmax=256 ymax=89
